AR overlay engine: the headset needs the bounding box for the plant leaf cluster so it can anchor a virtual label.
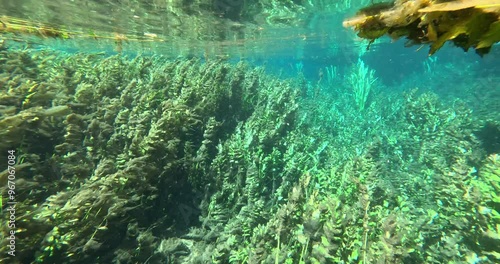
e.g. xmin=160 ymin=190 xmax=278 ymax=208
xmin=343 ymin=0 xmax=500 ymax=55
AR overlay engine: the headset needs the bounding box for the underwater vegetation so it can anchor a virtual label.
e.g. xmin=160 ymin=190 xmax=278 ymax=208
xmin=343 ymin=0 xmax=500 ymax=56
xmin=0 ymin=40 xmax=499 ymax=263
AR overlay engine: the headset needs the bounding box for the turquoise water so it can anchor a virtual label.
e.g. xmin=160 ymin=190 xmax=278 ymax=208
xmin=1 ymin=1 xmax=499 ymax=263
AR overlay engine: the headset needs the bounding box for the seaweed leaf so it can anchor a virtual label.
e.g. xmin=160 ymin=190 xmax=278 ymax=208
xmin=429 ymin=9 xmax=497 ymax=55
xmin=477 ymin=20 xmax=500 ymax=48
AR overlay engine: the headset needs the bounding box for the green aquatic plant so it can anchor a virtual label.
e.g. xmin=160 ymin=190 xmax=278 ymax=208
xmin=473 ymin=154 xmax=500 ymax=217
xmin=1 ymin=44 xmax=498 ymax=263
xmin=347 ymin=58 xmax=377 ymax=111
